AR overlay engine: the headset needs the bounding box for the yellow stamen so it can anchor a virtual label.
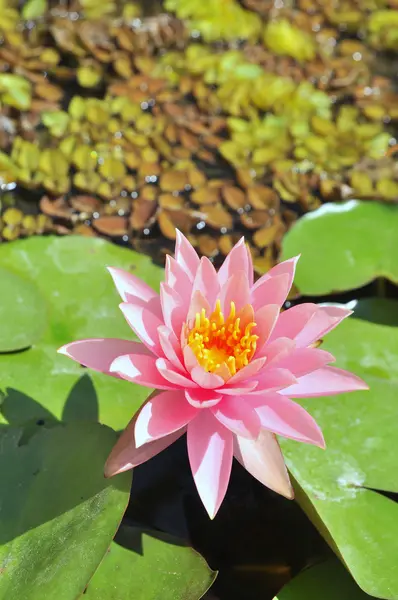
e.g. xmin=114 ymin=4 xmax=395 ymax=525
xmin=186 ymin=299 xmax=258 ymax=378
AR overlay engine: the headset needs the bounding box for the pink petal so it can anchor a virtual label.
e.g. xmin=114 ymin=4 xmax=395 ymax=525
xmin=58 ymin=338 xmax=148 ymax=375
xmin=108 ymin=267 xmax=162 ymax=318
xmin=135 ymin=389 xmax=197 ymax=447
xmin=268 ymin=303 xmax=318 ymax=343
xmin=233 ymin=430 xmax=293 ymax=498
xmin=185 ymin=388 xmax=223 ymax=408
xmin=221 ymin=380 xmax=258 ymax=395
xmin=156 ymin=357 xmax=197 ymax=388
xmin=187 ymin=410 xmax=233 ymax=518
xmin=212 ymin=396 xmax=261 ymax=439
xmin=165 ymin=255 xmax=193 ymax=305
xmin=246 ymin=244 xmax=254 ymax=288
xmin=158 ymin=326 xmax=184 ymax=371
xmin=191 ymin=257 xmax=220 ymax=309
xmin=251 ymin=368 xmax=297 ymax=393
xmin=119 ymin=303 xmax=163 ymax=356
xmin=218 ymin=238 xmax=251 ymax=288
xmin=219 ymin=270 xmax=250 ymax=313
xmin=191 ymin=366 xmax=225 ymax=389
xmin=160 ymin=283 xmax=186 ymax=338
xmin=104 ymin=401 xmax=185 ymax=476
xmin=255 ymin=255 xmax=299 ymax=292
xmin=249 ymin=392 xmax=325 ymax=447
xmin=238 ymin=303 xmax=255 ymax=330
xmin=271 ymin=347 xmax=335 ymax=377
xmin=110 ymin=353 xmax=176 ymax=389
xmin=257 ymin=337 xmax=296 ymax=362
xmin=251 ymin=273 xmax=291 ymax=311
xmin=281 ymin=366 xmax=369 ymax=398
xmin=183 ymin=345 xmax=199 ymax=372
xmin=175 ymin=229 xmax=200 ymax=281
xmin=255 ymin=304 xmax=280 ymax=352
xmin=227 ymin=357 xmax=267 ymax=385
xmin=186 ymin=290 xmax=211 ymax=326
xmin=269 ymin=304 xmax=352 ymax=347
xmin=294 ymin=305 xmax=353 ymax=348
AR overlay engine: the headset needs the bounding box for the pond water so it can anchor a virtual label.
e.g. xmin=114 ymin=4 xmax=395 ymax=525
xmin=0 ymin=0 xmax=397 ymax=273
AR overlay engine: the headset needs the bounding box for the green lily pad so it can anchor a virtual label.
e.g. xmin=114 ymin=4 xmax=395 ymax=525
xmin=0 ymin=236 xmax=164 ymax=429
xmin=281 ymin=200 xmax=398 ymax=295
xmin=280 ymin=299 xmax=398 ymax=598
xmin=0 ymin=422 xmax=131 ymax=600
xmin=0 ymin=267 xmax=46 ymax=352
xmin=85 ymin=524 xmax=217 ymax=600
xmin=275 ymin=559 xmax=371 ymax=600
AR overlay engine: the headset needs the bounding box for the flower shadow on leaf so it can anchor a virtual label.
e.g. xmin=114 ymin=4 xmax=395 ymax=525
xmin=0 ymin=373 xmax=99 ymax=426
xmin=0 ymin=422 xmax=130 ymax=547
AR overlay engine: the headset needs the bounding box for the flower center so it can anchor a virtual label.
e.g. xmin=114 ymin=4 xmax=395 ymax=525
xmin=187 ymin=299 xmax=258 ymax=376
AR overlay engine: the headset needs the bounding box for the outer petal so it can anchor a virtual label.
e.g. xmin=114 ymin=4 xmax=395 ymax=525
xmin=281 ymin=366 xmax=369 ymax=398
xmin=156 ymin=358 xmax=197 ymax=388
xmin=185 ymin=388 xmax=223 ymax=408
xmin=187 ymin=410 xmax=234 ymax=519
xmin=268 ymin=303 xmax=318 ymax=343
xmin=218 ymin=237 xmax=251 ymax=288
xmin=158 ymin=326 xmax=184 ymax=372
xmin=212 ymin=396 xmax=261 ymax=439
xmin=271 ymin=347 xmax=335 ymax=377
xmin=160 ymin=283 xmax=186 ymax=338
xmin=254 ymin=304 xmax=280 ymax=352
xmin=251 ymin=273 xmax=291 ymax=311
xmin=58 ymin=338 xmax=148 ymax=375
xmin=254 ymin=256 xmax=299 ymax=292
xmin=107 ymin=267 xmax=162 ymax=318
xmin=175 ymin=230 xmax=200 ymax=281
xmin=165 ymin=255 xmax=193 ymax=305
xmin=233 ymin=430 xmax=293 ymax=498
xmin=135 ymin=389 xmax=198 ymax=447
xmin=249 ymin=392 xmax=325 ymax=447
xmin=110 ymin=353 xmax=177 ymax=390
xmin=256 ymin=337 xmax=295 ymax=362
xmin=219 ymin=270 xmax=250 ymax=313
xmin=294 ymin=305 xmax=353 ymax=348
xmin=246 ymin=244 xmax=254 ymax=288
xmin=191 ymin=256 xmax=219 ymax=309
xmin=251 ymin=368 xmax=297 ymax=393
xmin=191 ymin=366 xmax=225 ymax=389
xmin=107 ymin=266 xmax=159 ymax=302
xmin=119 ymin=303 xmax=163 ymax=356
xmin=269 ymin=303 xmax=352 ymax=347
xmin=104 ymin=400 xmax=185 ymax=477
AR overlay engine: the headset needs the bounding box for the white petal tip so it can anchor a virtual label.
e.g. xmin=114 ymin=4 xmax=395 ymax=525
xmin=134 ymin=437 xmax=148 ymax=449
xmin=285 ymin=487 xmax=295 ymax=500
xmin=57 ymin=345 xmax=69 ymax=356
xmin=104 ymin=461 xmax=132 ymax=478
xmin=109 ymin=356 xmax=124 ymax=373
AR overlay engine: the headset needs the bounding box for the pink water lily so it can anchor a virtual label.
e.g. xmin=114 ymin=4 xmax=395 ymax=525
xmin=59 ymin=232 xmax=368 ymax=518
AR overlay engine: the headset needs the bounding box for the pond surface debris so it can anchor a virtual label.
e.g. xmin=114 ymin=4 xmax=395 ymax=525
xmin=0 ymin=0 xmax=397 ymax=272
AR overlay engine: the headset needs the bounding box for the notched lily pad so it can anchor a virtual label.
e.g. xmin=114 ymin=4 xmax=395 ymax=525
xmin=85 ymin=523 xmax=217 ymax=600
xmin=275 ymin=559 xmax=370 ymax=600
xmin=282 ymin=200 xmax=398 ymax=295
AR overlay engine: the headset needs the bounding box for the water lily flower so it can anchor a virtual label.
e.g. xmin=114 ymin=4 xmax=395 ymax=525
xmin=59 ymin=232 xmax=368 ymax=518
